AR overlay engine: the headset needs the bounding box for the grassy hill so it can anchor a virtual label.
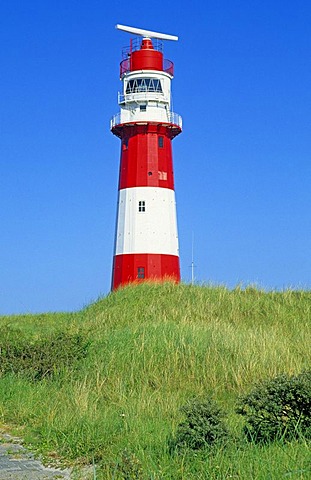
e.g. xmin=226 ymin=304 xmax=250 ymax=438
xmin=0 ymin=283 xmax=310 ymax=479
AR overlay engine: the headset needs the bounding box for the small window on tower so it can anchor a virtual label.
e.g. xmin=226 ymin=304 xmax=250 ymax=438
xmin=123 ymin=138 xmax=128 ymax=150
xmin=158 ymin=136 xmax=164 ymax=148
xmin=138 ymin=200 xmax=145 ymax=212
xmin=137 ymin=267 xmax=145 ymax=279
xmin=140 ymin=104 xmax=147 ymax=112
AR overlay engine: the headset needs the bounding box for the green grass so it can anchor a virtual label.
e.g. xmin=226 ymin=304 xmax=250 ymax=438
xmin=0 ymin=283 xmax=310 ymax=478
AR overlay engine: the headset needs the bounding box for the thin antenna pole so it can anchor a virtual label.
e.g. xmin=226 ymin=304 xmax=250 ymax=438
xmin=191 ymin=232 xmax=195 ymax=285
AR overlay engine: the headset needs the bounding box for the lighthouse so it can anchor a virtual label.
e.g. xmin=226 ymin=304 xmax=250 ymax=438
xmin=110 ymin=25 xmax=182 ymax=290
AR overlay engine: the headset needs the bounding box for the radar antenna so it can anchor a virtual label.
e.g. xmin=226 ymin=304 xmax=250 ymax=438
xmin=116 ymin=24 xmax=178 ymax=41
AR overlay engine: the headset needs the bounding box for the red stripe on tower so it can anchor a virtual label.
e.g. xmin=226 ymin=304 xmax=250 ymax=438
xmin=110 ymin=25 xmax=182 ymax=290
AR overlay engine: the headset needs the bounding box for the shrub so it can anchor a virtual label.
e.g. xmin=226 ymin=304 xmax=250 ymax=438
xmin=236 ymin=370 xmax=311 ymax=443
xmin=0 ymin=326 xmax=89 ymax=381
xmin=169 ymin=397 xmax=229 ymax=452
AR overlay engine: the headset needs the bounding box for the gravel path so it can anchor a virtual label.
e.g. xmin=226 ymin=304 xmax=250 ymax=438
xmin=0 ymin=434 xmax=72 ymax=480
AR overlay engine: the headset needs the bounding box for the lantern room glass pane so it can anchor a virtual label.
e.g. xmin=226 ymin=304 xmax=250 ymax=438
xmin=126 ymin=78 xmax=162 ymax=94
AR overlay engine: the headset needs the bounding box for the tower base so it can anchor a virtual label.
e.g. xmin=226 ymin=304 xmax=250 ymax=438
xmin=112 ymin=253 xmax=180 ymax=290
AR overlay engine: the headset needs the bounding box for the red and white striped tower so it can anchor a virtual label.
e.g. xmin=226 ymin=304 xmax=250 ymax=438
xmin=110 ymin=25 xmax=182 ymax=290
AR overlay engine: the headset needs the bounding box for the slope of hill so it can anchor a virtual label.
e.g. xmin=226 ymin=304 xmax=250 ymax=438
xmin=0 ymin=283 xmax=310 ymax=479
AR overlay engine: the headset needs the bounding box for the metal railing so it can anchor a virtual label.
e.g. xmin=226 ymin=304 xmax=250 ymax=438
xmin=110 ymin=113 xmax=121 ymax=130
xmin=163 ymin=59 xmax=174 ymax=77
xmin=118 ymin=92 xmax=165 ymax=104
xmin=120 ymin=58 xmax=174 ymax=78
xmin=121 ymin=38 xmax=163 ymax=59
xmin=168 ymin=112 xmax=182 ymax=128
xmin=110 ymin=111 xmax=182 ymax=130
xmin=120 ymin=58 xmax=130 ymax=77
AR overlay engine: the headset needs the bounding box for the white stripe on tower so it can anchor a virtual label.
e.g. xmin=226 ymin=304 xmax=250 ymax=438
xmin=115 ymin=187 xmax=179 ymax=255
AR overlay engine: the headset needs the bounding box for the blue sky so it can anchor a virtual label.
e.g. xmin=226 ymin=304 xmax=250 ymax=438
xmin=1 ymin=0 xmax=310 ymax=314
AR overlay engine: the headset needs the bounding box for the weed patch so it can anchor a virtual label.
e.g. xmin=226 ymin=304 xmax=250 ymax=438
xmin=110 ymin=449 xmax=144 ymax=479
xmin=0 ymin=326 xmax=89 ymax=381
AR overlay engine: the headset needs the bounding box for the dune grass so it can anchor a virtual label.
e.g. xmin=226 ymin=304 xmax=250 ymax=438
xmin=0 ymin=283 xmax=310 ymax=478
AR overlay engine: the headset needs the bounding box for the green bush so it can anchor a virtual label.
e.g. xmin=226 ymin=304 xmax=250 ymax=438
xmin=236 ymin=371 xmax=311 ymax=443
xmin=169 ymin=397 xmax=229 ymax=452
xmin=0 ymin=326 xmax=89 ymax=381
